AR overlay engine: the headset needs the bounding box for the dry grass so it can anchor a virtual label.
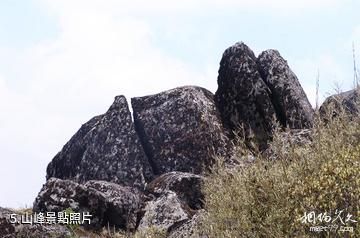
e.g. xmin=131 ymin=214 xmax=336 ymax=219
xmin=69 ymin=226 xmax=166 ymax=238
xmin=11 ymin=95 xmax=359 ymax=238
xmin=197 ymin=108 xmax=360 ymax=237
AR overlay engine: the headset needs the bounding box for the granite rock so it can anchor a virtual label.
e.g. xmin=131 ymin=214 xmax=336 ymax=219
xmin=33 ymin=178 xmax=142 ymax=230
xmin=257 ymin=49 xmax=314 ymax=128
xmin=319 ymin=88 xmax=360 ymax=120
xmin=132 ymin=86 xmax=230 ymax=175
xmin=215 ymin=42 xmax=277 ymax=150
xmin=46 ymin=96 xmax=153 ymax=189
xmin=146 ymin=172 xmax=204 ymax=210
xmin=168 ymin=212 xmax=205 ymax=238
xmin=138 ymin=191 xmax=194 ymax=233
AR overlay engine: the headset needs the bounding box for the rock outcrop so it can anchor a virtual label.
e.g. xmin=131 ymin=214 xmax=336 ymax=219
xmin=168 ymin=212 xmax=204 ymax=238
xmin=319 ymin=88 xmax=360 ymax=119
xmin=146 ymin=172 xmax=204 ymax=210
xmin=84 ymin=180 xmax=142 ymax=230
xmin=33 ymin=178 xmax=142 ymax=230
xmin=46 ymin=96 xmax=153 ymax=189
xmin=257 ymin=50 xmax=314 ymax=128
xmin=29 ymin=41 xmax=317 ymax=237
xmin=132 ymin=86 xmax=230 ymax=175
xmin=215 ymin=42 xmax=314 ymax=150
xmin=215 ymin=42 xmax=277 ymax=150
xmin=138 ymin=191 xmax=193 ymax=232
xmin=138 ymin=172 xmax=204 ymax=234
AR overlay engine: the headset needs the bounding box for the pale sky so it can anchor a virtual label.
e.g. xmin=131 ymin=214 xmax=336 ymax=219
xmin=0 ymin=0 xmax=359 ymax=208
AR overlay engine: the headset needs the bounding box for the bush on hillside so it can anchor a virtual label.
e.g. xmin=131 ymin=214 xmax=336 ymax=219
xmin=197 ymin=110 xmax=360 ymax=237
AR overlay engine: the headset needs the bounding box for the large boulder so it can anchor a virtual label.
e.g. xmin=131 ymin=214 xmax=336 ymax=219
xmin=215 ymin=42 xmax=277 ymax=150
xmin=33 ymin=178 xmax=142 ymax=230
xmin=84 ymin=180 xmax=142 ymax=230
xmin=46 ymin=96 xmax=153 ymax=189
xmin=33 ymin=178 xmax=88 ymax=213
xmin=319 ymin=88 xmax=360 ymax=120
xmin=131 ymin=86 xmax=230 ymax=175
xmin=257 ymin=50 xmax=314 ymax=129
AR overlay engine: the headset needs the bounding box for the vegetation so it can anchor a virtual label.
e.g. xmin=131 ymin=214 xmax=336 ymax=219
xmin=98 ymin=226 xmax=166 ymax=238
xmin=69 ymin=226 xmax=166 ymax=238
xmin=63 ymin=207 xmax=81 ymax=235
xmin=11 ymin=97 xmax=360 ymax=238
xmin=197 ymin=108 xmax=359 ymax=237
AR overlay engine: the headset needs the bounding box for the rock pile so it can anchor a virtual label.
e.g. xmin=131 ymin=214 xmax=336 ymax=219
xmin=0 ymin=42 xmax=322 ymax=237
xmin=215 ymin=42 xmax=314 ymax=150
xmin=319 ymin=88 xmax=360 ymax=119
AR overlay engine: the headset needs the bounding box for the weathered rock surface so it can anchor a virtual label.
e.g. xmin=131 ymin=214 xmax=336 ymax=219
xmin=138 ymin=191 xmax=194 ymax=233
xmin=257 ymin=50 xmax=314 ymax=129
xmin=0 ymin=208 xmax=16 ymax=237
xmin=146 ymin=172 xmax=204 ymax=210
xmin=11 ymin=224 xmax=71 ymax=238
xmin=215 ymin=42 xmax=315 ymax=150
xmin=264 ymin=129 xmax=313 ymax=160
xmin=0 ymin=217 xmax=15 ymax=238
xmin=33 ymin=178 xmax=142 ymax=230
xmin=27 ymin=41 xmax=320 ymax=237
xmin=215 ymin=42 xmax=277 ymax=150
xmin=0 ymin=207 xmax=71 ymax=238
xmin=85 ymin=180 xmax=142 ymax=230
xmin=132 ymin=86 xmax=230 ymax=175
xmin=33 ymin=178 xmax=88 ymax=213
xmin=319 ymin=88 xmax=360 ymax=119
xmin=168 ymin=212 xmax=204 ymax=238
xmin=46 ymin=96 xmax=153 ymax=189
xmin=138 ymin=172 xmax=204 ymax=234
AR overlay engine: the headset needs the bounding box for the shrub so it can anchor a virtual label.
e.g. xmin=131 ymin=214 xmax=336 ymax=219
xmin=198 ymin=112 xmax=360 ymax=237
xmin=72 ymin=225 xmax=166 ymax=238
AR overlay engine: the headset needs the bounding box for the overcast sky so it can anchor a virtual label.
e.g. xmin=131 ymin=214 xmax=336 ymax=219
xmin=0 ymin=0 xmax=359 ymax=208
